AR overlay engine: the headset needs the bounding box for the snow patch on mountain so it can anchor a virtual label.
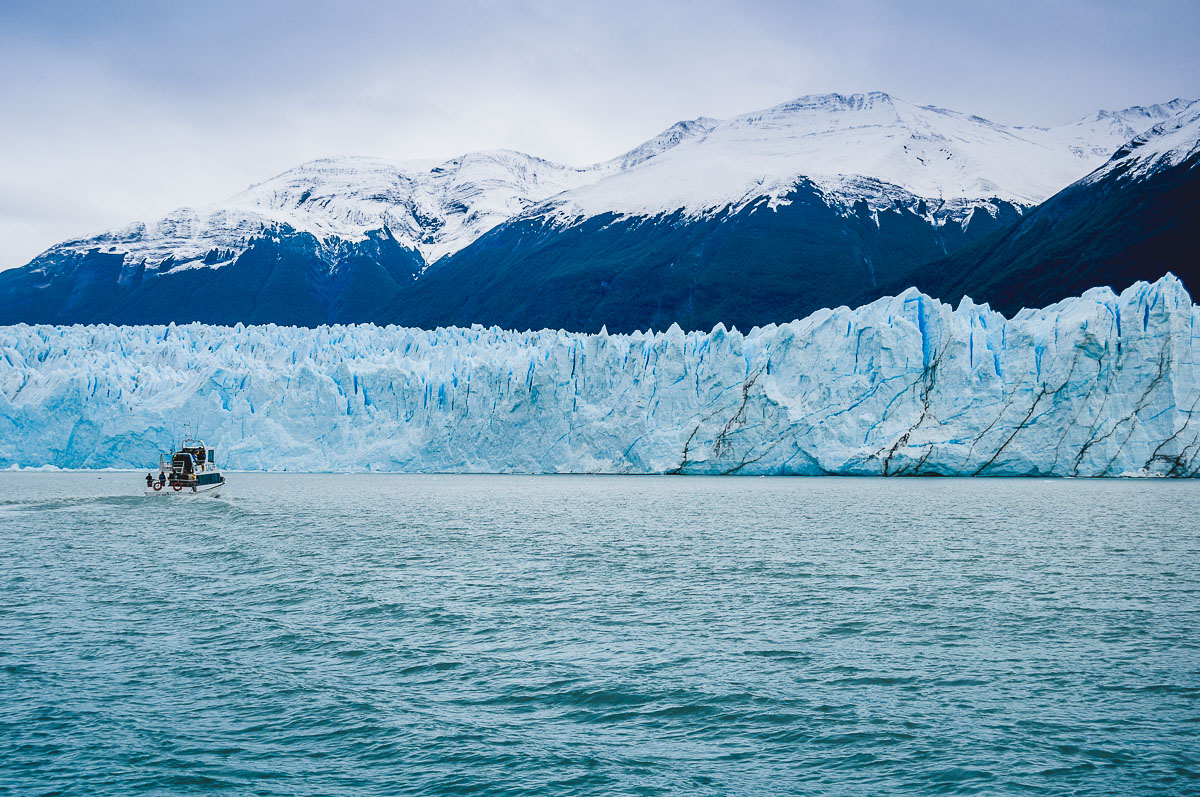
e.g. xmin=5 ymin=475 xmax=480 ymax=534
xmin=25 ymin=93 xmax=1194 ymax=278
xmin=602 ymin=117 xmax=720 ymax=171
xmin=1084 ymin=101 xmax=1200 ymax=185
xmin=1020 ymin=98 xmax=1195 ymax=161
xmin=2 ymin=276 xmax=1196 ymax=476
xmin=225 ymin=151 xmax=594 ymax=264
xmin=539 ymin=92 xmax=1194 ymax=226
xmin=42 ymin=151 xmax=594 ymax=273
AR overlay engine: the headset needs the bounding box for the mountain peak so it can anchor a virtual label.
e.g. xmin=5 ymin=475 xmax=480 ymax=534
xmin=605 ymin=117 xmax=718 ymax=170
xmin=1071 ymin=98 xmax=1197 ymax=135
xmin=545 ymin=89 xmax=1163 ymax=222
xmin=774 ymin=91 xmax=898 ymax=114
xmin=1093 ymin=102 xmax=1200 ymax=182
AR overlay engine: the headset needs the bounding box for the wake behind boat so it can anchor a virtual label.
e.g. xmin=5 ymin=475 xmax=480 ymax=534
xmin=144 ymin=438 xmax=226 ymax=496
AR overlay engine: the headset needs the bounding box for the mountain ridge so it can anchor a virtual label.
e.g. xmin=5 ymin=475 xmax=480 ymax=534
xmin=18 ymin=92 xmax=1187 ymax=273
xmin=2 ymin=92 xmax=1195 ymax=329
xmin=894 ymin=103 xmax=1200 ymax=315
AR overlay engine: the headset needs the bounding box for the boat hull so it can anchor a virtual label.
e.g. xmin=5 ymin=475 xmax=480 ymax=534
xmin=144 ymin=481 xmax=225 ymax=497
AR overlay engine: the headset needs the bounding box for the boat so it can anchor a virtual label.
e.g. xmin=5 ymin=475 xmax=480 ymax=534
xmin=144 ymin=438 xmax=227 ymax=496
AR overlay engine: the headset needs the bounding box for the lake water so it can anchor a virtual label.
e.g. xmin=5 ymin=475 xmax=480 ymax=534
xmin=1 ymin=473 xmax=1197 ymax=795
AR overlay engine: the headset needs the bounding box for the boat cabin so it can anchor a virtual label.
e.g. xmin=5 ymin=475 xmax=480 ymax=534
xmin=147 ymin=437 xmax=226 ymax=493
xmin=158 ymin=440 xmax=221 ymax=484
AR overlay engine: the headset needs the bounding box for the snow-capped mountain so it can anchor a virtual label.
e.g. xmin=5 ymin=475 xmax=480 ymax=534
xmin=26 ymin=92 xmax=1187 ymax=272
xmin=1023 ymin=98 xmax=1196 ymax=158
xmin=1084 ymin=101 xmax=1200 ymax=183
xmin=2 ymin=92 xmax=1193 ymax=328
xmin=907 ymin=101 xmax=1200 ymax=315
xmin=562 ymin=93 xmax=1196 ymax=230
xmin=538 ymin=92 xmax=1185 ymax=225
xmin=55 ymin=150 xmax=594 ymax=273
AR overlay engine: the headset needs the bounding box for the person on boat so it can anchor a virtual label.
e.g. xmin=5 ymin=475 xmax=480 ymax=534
xmin=158 ymin=470 xmax=166 ymax=486
xmin=145 ymin=473 xmax=154 ymax=488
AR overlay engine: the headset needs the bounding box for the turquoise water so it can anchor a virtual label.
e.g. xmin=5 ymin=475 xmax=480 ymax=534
xmin=1 ymin=473 xmax=1197 ymax=795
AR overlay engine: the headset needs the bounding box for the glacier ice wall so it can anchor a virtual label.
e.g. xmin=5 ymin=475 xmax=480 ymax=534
xmin=1 ymin=276 xmax=1198 ymax=476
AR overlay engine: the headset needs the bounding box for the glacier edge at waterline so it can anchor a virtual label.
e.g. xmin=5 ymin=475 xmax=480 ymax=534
xmin=2 ymin=275 xmax=1198 ymax=476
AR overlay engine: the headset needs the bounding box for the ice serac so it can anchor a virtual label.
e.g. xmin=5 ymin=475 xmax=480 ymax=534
xmin=1 ymin=276 xmax=1197 ymax=476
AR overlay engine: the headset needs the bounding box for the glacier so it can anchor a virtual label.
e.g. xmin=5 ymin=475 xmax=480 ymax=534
xmin=1 ymin=276 xmax=1198 ymax=476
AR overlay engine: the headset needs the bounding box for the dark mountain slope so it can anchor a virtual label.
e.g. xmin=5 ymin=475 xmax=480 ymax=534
xmin=389 ymin=183 xmax=1022 ymax=333
xmin=0 ymin=228 xmax=422 ymax=326
xmin=899 ymin=124 xmax=1200 ymax=315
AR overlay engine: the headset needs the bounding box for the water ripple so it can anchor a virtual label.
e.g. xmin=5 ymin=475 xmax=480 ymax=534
xmin=1 ymin=472 xmax=1198 ymax=795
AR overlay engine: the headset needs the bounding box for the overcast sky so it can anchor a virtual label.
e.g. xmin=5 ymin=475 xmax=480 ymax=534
xmin=2 ymin=0 xmax=1198 ymax=269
